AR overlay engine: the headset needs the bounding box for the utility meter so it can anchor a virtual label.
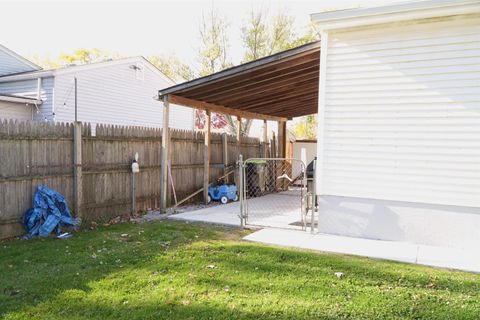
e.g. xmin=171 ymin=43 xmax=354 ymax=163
xmin=131 ymin=152 xmax=139 ymax=173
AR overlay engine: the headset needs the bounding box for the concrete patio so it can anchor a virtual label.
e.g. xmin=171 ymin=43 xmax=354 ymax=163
xmin=168 ymin=192 xmax=480 ymax=273
xmin=170 ymin=190 xmax=305 ymax=230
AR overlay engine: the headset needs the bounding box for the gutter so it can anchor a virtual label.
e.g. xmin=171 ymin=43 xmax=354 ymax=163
xmin=0 ymin=70 xmax=54 ymax=83
xmin=0 ymin=94 xmax=42 ymax=105
xmin=311 ymin=0 xmax=480 ymax=30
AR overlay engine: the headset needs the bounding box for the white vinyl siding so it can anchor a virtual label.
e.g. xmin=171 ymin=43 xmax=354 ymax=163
xmin=0 ymin=78 xmax=54 ymax=121
xmin=321 ymin=14 xmax=480 ymax=208
xmin=53 ymin=61 xmax=194 ymax=130
xmin=0 ymin=101 xmax=32 ymax=121
xmin=0 ymin=47 xmax=37 ymax=76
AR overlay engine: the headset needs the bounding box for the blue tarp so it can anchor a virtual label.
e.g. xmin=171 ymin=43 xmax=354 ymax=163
xmin=23 ymin=185 xmax=80 ymax=239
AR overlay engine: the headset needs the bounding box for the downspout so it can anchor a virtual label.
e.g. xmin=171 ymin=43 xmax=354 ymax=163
xmin=36 ymin=77 xmax=42 ymax=100
xmin=36 ymin=77 xmax=42 ymax=120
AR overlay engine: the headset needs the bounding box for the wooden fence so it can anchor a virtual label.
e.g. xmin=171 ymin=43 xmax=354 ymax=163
xmin=0 ymin=119 xmax=272 ymax=239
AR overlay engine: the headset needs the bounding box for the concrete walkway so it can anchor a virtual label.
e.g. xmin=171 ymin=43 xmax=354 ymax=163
xmin=244 ymin=228 xmax=480 ymax=273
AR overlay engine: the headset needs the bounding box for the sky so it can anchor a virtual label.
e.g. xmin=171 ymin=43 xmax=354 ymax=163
xmin=1 ymin=0 xmax=408 ymax=137
xmin=1 ymin=0 xmax=407 ymax=73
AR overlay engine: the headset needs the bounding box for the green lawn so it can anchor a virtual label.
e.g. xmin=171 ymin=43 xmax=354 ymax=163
xmin=1 ymin=221 xmax=479 ymax=320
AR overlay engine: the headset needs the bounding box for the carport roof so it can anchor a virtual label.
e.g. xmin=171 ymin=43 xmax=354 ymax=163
xmin=158 ymin=41 xmax=320 ymax=121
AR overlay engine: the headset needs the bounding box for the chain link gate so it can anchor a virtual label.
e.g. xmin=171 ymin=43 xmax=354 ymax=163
xmin=239 ymin=156 xmax=311 ymax=230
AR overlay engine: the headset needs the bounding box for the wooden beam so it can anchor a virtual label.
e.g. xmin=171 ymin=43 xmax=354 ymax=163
xmin=278 ymin=121 xmax=287 ymax=158
xmin=203 ymin=110 xmax=211 ymax=204
xmin=191 ymin=61 xmax=320 ymax=101
xmin=238 ymin=83 xmax=319 ymax=110
xmin=198 ymin=70 xmax=319 ymax=103
xmin=169 ymin=94 xmax=287 ymax=122
xmin=241 ymin=90 xmax=318 ymax=111
xmin=263 ymin=96 xmax=319 ymax=113
xmin=160 ymin=95 xmax=170 ymax=213
xmin=220 ymin=77 xmax=319 ymax=106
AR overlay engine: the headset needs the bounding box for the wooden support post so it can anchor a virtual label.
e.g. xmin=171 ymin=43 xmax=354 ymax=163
xmin=203 ymin=110 xmax=211 ymax=204
xmin=271 ymin=131 xmax=277 ymax=158
xmin=73 ymin=121 xmax=82 ymax=218
xmin=262 ymin=120 xmax=268 ymax=158
xmin=222 ymin=133 xmax=228 ymax=183
xmin=235 ymin=116 xmax=241 ymax=186
xmin=278 ymin=120 xmax=287 ymax=158
xmin=160 ymin=95 xmax=170 ymax=213
xmin=236 ymin=116 xmax=241 ymax=146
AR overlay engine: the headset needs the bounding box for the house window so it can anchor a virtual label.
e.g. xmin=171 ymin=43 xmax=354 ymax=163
xmin=135 ymin=62 xmax=145 ymax=80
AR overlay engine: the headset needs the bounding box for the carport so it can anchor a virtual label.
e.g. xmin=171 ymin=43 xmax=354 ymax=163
xmin=157 ymin=41 xmax=320 ymax=225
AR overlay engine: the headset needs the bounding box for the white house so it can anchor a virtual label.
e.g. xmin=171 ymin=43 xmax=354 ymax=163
xmin=0 ymin=45 xmax=194 ymax=130
xmin=312 ymin=0 xmax=480 ymax=249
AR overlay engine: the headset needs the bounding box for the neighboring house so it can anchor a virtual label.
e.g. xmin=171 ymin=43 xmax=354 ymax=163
xmin=312 ymin=0 xmax=480 ymax=249
xmin=0 ymin=93 xmax=41 ymax=121
xmin=0 ymin=45 xmax=42 ymax=120
xmin=0 ymin=45 xmax=194 ymax=130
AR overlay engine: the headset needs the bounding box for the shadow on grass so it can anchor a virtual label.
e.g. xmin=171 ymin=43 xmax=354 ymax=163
xmin=197 ymin=242 xmax=480 ymax=293
xmin=29 ymin=298 xmax=346 ymax=320
xmin=0 ymin=221 xmax=222 ymax=317
xmin=1 ymin=221 xmax=479 ymax=319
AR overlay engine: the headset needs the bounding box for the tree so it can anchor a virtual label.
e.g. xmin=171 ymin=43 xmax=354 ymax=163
xmin=195 ymin=7 xmax=235 ymax=133
xmin=242 ymin=10 xmax=296 ymax=61
xmin=268 ymin=12 xmax=296 ymax=54
xmin=58 ymin=48 xmax=120 ymax=66
xmin=147 ymin=54 xmax=195 ymax=82
xmin=234 ymin=10 xmax=297 ymax=135
xmin=291 ymin=115 xmax=317 ymax=140
xmin=30 ymin=48 xmax=120 ymax=69
xmin=28 ymin=54 xmax=59 ymax=69
xmin=198 ymin=7 xmax=231 ymax=76
xmin=290 ymin=22 xmax=321 ymax=47
xmin=241 ymin=10 xmax=269 ymax=62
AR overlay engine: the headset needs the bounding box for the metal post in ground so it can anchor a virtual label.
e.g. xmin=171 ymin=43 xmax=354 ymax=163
xmin=131 ymin=172 xmax=136 ymax=215
xmin=73 ymin=121 xmax=82 ymax=219
xmin=238 ymin=154 xmax=244 ymax=227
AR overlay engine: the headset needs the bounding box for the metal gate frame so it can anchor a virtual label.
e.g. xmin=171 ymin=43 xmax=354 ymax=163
xmin=238 ymin=155 xmax=309 ymax=230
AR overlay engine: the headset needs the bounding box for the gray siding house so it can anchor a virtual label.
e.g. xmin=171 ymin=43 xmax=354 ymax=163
xmin=0 ymin=45 xmax=194 ymax=130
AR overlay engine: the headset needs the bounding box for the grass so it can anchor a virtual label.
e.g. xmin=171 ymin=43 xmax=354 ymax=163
xmin=1 ymin=220 xmax=479 ymax=320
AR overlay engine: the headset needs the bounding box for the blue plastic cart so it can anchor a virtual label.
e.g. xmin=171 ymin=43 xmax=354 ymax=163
xmin=207 ymin=184 xmax=238 ymax=204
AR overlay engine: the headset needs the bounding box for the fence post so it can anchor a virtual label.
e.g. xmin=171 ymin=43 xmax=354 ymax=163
xmin=160 ymin=95 xmax=170 ymax=213
xmin=73 ymin=122 xmax=83 ymax=218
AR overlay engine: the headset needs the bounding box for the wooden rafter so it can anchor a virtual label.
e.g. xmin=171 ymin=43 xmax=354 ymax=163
xmin=158 ymin=41 xmax=321 ymax=120
xmin=169 ymin=94 xmax=288 ymax=121
xmin=193 ymin=62 xmax=319 ymax=101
